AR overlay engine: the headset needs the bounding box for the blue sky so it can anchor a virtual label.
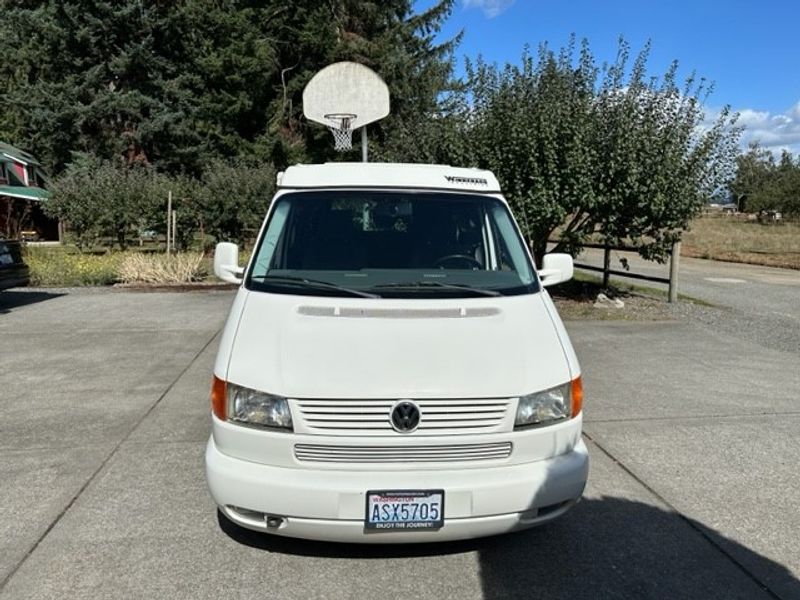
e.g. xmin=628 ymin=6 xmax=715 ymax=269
xmin=416 ymin=0 xmax=800 ymax=153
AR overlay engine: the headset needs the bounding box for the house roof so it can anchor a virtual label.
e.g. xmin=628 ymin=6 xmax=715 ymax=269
xmin=0 ymin=142 xmax=42 ymax=167
xmin=0 ymin=142 xmax=49 ymax=197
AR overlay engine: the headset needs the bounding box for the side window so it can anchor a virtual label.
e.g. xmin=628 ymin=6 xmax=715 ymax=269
xmin=492 ymin=224 xmax=516 ymax=272
xmin=489 ymin=204 xmax=534 ymax=283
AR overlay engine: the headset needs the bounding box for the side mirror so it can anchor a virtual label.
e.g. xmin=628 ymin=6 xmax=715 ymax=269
xmin=214 ymin=242 xmax=244 ymax=284
xmin=539 ymin=253 xmax=574 ymax=287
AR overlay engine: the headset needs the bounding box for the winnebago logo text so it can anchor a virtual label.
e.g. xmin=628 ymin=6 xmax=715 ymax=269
xmin=445 ymin=175 xmax=488 ymax=185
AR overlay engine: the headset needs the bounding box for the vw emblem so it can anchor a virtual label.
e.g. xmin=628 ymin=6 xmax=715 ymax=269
xmin=390 ymin=401 xmax=421 ymax=433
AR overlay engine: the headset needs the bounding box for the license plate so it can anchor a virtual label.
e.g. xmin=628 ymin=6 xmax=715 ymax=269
xmin=365 ymin=490 xmax=444 ymax=531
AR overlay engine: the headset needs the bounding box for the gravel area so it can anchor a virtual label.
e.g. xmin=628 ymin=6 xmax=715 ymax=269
xmin=665 ymin=301 xmax=800 ymax=354
xmin=554 ymin=293 xmax=673 ymax=321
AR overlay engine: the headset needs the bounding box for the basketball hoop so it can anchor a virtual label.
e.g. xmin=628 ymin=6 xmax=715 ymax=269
xmin=302 ymin=62 xmax=390 ymax=160
xmin=325 ymin=113 xmax=356 ymax=151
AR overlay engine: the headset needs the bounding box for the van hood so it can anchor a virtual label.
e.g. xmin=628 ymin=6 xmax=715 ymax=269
xmin=224 ymin=291 xmax=571 ymax=399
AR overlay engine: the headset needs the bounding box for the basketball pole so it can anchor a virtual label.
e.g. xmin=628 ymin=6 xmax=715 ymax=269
xmin=361 ymin=127 xmax=368 ymax=162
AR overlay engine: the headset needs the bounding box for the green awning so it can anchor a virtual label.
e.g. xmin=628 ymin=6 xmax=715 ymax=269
xmin=0 ymin=185 xmax=49 ymax=202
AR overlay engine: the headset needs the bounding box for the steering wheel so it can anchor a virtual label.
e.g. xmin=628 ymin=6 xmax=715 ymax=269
xmin=433 ymin=254 xmax=482 ymax=270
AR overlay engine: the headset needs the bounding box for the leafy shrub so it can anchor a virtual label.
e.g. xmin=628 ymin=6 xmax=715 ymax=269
xmin=117 ymin=252 xmax=206 ymax=284
xmin=45 ymin=155 xmax=173 ymax=250
xmin=44 ymin=155 xmax=276 ymax=252
xmin=195 ymin=160 xmax=276 ymax=246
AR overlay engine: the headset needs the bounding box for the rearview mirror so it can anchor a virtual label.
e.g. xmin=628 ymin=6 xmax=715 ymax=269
xmin=539 ymin=253 xmax=574 ymax=287
xmin=214 ymin=242 xmax=244 ymax=284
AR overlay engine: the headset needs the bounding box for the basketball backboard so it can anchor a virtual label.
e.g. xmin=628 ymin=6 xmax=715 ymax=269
xmin=303 ymin=62 xmax=390 ymax=133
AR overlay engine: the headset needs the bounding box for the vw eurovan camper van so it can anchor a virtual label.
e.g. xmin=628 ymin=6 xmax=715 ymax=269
xmin=205 ymin=162 xmax=588 ymax=543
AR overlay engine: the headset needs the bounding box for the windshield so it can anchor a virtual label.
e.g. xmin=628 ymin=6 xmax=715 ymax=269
xmin=246 ymin=191 xmax=538 ymax=298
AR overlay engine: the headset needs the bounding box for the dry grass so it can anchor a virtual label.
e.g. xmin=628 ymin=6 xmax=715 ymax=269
xmin=118 ymin=252 xmax=206 ymax=284
xmin=682 ymin=217 xmax=800 ymax=269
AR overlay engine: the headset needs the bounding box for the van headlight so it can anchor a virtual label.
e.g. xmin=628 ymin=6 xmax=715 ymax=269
xmin=514 ymin=382 xmax=572 ymax=429
xmin=227 ymin=383 xmax=293 ymax=430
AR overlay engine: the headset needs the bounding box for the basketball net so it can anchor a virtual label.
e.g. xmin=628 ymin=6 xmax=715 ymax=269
xmin=325 ymin=114 xmax=355 ymax=151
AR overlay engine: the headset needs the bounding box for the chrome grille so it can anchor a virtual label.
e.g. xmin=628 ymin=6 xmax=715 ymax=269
xmin=292 ymin=398 xmax=512 ymax=436
xmin=294 ymin=442 xmax=513 ymax=463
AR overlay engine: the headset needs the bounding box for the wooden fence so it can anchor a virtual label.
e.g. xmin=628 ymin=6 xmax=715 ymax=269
xmin=553 ymin=241 xmax=682 ymax=303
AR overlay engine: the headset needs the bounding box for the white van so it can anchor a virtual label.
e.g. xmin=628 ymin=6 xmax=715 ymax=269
xmin=205 ymin=162 xmax=588 ymax=543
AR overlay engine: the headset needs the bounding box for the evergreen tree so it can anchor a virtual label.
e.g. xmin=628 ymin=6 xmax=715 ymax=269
xmin=0 ymin=0 xmax=458 ymax=174
xmin=0 ymin=2 xmax=200 ymax=172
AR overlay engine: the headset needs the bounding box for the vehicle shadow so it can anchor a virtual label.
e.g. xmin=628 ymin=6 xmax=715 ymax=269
xmin=0 ymin=289 xmax=64 ymax=314
xmin=477 ymin=496 xmax=798 ymax=600
xmin=219 ymin=496 xmax=798 ymax=599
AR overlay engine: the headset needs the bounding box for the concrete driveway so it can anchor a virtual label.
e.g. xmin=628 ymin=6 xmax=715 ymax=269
xmin=0 ymin=287 xmax=797 ymax=599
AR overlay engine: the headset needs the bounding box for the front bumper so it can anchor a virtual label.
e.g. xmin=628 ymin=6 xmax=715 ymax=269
xmin=205 ymin=436 xmax=589 ymax=543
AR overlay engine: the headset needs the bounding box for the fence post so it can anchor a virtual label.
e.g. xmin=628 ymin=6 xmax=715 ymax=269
xmin=668 ymin=241 xmax=681 ymax=303
xmin=602 ymin=243 xmax=611 ymax=288
xmin=166 ymin=191 xmax=172 ymax=254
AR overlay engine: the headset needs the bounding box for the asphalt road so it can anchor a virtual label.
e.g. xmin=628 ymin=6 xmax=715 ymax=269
xmin=1 ymin=287 xmax=798 ymax=599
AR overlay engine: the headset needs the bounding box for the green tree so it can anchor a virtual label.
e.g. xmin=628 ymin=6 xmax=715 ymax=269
xmin=194 ymin=160 xmax=276 ymax=246
xmin=449 ymin=38 xmax=741 ymax=263
xmin=0 ymin=1 xmax=458 ymax=174
xmin=768 ymin=151 xmax=800 ymax=216
xmin=464 ymin=40 xmax=597 ymax=261
xmin=732 ymin=146 xmax=800 ymax=216
xmin=0 ymin=2 xmax=202 ymax=173
xmin=45 ymin=155 xmax=171 ymax=249
xmin=730 ymin=144 xmax=775 ymax=211
xmin=586 ymin=41 xmax=741 ymax=262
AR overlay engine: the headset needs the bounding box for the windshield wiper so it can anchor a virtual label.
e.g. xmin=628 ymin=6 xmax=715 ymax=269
xmin=255 ymin=275 xmax=379 ymax=298
xmin=370 ymin=281 xmax=502 ymax=297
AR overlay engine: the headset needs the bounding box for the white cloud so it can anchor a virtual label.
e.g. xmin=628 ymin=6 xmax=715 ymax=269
xmin=462 ymin=0 xmax=515 ymax=18
xmin=789 ymin=101 xmax=800 ymax=121
xmin=734 ymin=101 xmax=800 ymax=154
xmin=698 ymin=101 xmax=800 ymax=155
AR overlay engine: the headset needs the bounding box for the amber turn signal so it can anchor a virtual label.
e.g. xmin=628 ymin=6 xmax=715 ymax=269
xmin=211 ymin=375 xmax=227 ymax=420
xmin=571 ymin=376 xmax=583 ymax=417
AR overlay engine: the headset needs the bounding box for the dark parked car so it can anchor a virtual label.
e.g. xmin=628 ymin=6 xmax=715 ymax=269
xmin=0 ymin=239 xmax=29 ymax=291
